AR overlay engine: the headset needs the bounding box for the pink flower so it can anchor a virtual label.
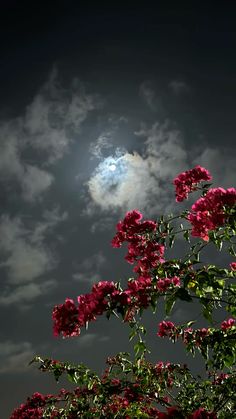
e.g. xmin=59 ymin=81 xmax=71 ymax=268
xmin=230 ymin=262 xmax=236 ymax=271
xmin=189 ymin=407 xmax=217 ymax=418
xmin=157 ymin=321 xmax=176 ymax=337
xmin=157 ymin=276 xmax=180 ymax=292
xmin=112 ymin=210 xmax=163 ymax=277
xmin=173 ymin=165 xmax=212 ymax=202
xmin=182 ymin=327 xmax=193 ymax=344
xmin=221 ymin=318 xmax=235 ymax=330
xmin=212 ymin=373 xmax=229 ymax=385
xmin=188 ymin=187 xmax=236 ymax=241
xmin=52 ymin=298 xmax=80 ymax=337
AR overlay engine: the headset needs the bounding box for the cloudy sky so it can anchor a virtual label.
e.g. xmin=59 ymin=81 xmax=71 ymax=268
xmin=0 ymin=2 xmax=236 ymax=416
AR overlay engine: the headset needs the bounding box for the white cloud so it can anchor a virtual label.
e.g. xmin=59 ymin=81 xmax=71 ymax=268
xmin=89 ymin=131 xmax=114 ymax=159
xmin=0 ymin=341 xmax=34 ymax=373
xmin=89 ymin=116 xmax=128 ymax=159
xmin=86 ymin=120 xmax=188 ymax=216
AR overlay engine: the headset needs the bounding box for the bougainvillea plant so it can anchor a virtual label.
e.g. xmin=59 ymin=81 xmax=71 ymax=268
xmin=11 ymin=165 xmax=236 ymax=418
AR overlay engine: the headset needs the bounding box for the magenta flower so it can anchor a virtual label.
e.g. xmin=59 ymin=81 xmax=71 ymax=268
xmin=230 ymin=262 xmax=236 ymax=271
xmin=221 ymin=318 xmax=235 ymax=330
xmin=173 ymin=165 xmax=212 ymax=202
xmin=157 ymin=320 xmax=176 ymax=337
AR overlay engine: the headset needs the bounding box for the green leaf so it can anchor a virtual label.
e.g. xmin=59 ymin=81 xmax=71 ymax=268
xmin=175 ymin=288 xmax=192 ymax=302
xmin=129 ymin=329 xmax=137 ymax=341
xmin=169 ymin=235 xmax=175 ymax=248
xmin=165 ymin=294 xmax=176 ymax=315
xmin=134 ymin=341 xmax=146 ymax=357
xmin=202 ymin=306 xmax=213 ymax=323
xmin=183 ymin=230 xmax=190 ymax=243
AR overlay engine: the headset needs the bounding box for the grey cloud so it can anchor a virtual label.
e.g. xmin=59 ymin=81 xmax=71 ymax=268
xmin=0 ymin=341 xmax=34 ymax=374
xmin=168 ymin=80 xmax=190 ymax=95
xmin=0 ymin=215 xmax=54 ymax=284
xmin=0 ymin=279 xmax=56 ymax=306
xmin=193 ymin=147 xmax=236 ymax=188
xmin=72 ymin=251 xmax=106 ymax=284
xmin=90 ymin=216 xmax=115 ymax=233
xmin=139 ymin=81 xmax=156 ymax=110
xmin=0 ymin=69 xmax=99 ymax=203
xmin=31 ymin=207 xmax=68 ymax=244
xmin=77 ymin=333 xmax=110 ymax=347
xmin=24 ymin=68 xmax=100 ymax=164
xmin=0 ymin=122 xmax=22 ymax=178
xmin=0 ymin=121 xmax=54 ymax=202
xmin=21 ymin=165 xmax=54 ymax=202
xmin=0 ymin=208 xmax=67 ymax=285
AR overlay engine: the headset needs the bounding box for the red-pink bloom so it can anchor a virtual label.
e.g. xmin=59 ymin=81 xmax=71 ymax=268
xmin=189 ymin=407 xmax=217 ymax=418
xmin=111 ymin=210 xmax=162 ymax=276
xmin=52 ymin=298 xmax=80 ymax=337
xmin=158 ymin=406 xmax=183 ymax=418
xmin=188 ymin=187 xmax=236 ymax=241
xmin=230 ymin=262 xmax=236 ymax=271
xmin=195 ymin=328 xmax=210 ymax=345
xmin=182 ymin=327 xmax=193 ymax=344
xmin=212 ymin=373 xmax=229 ymax=385
xmin=173 ymin=165 xmax=212 ymax=202
xmin=157 ymin=276 xmax=180 ymax=292
xmin=78 ymin=281 xmax=116 ymax=326
xmin=157 ymin=321 xmax=176 ymax=337
xmin=10 ymin=392 xmax=55 ymax=419
xmin=221 ymin=318 xmax=235 ymax=330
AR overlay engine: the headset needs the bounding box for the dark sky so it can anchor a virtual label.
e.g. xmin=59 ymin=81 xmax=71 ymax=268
xmin=0 ymin=2 xmax=236 ymax=416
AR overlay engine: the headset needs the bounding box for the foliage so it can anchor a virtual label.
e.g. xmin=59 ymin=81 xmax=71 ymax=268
xmin=11 ymin=166 xmax=236 ymax=418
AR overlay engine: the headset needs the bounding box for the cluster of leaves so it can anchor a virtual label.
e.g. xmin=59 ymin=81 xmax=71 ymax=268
xmin=27 ymin=354 xmax=236 ymax=418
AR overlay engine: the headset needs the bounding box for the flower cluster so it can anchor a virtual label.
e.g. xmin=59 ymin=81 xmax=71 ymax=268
xmin=10 ymin=392 xmax=53 ymax=419
xmin=173 ymin=165 xmax=212 ymax=202
xmin=77 ymin=281 xmax=116 ymax=326
xmin=52 ymin=298 xmax=79 ymax=337
xmin=12 ymin=165 xmax=236 ymax=417
xmin=53 ymin=274 xmax=184 ymax=337
xmin=53 ymin=282 xmax=116 ymax=337
xmin=188 ymin=187 xmax=236 ymax=241
xmin=182 ymin=327 xmax=210 ymax=346
xmin=157 ymin=321 xmax=176 ymax=338
xmin=221 ymin=318 xmax=235 ymax=330
xmin=157 ymin=276 xmax=180 ymax=292
xmin=112 ymin=210 xmax=164 ymax=276
xmin=230 ymin=262 xmax=236 ymax=271
xmin=212 ymin=373 xmax=229 ymax=385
